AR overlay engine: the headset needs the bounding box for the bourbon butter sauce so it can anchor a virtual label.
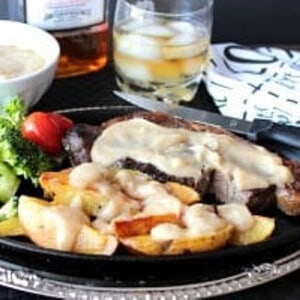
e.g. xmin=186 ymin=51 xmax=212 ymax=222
xmin=0 ymin=45 xmax=45 ymax=80
xmin=91 ymin=118 xmax=292 ymax=191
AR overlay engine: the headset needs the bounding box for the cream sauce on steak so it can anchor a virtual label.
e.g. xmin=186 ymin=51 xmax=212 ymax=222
xmin=91 ymin=118 xmax=292 ymax=190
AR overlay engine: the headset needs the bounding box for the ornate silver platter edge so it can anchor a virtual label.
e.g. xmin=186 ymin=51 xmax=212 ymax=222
xmin=0 ymin=248 xmax=299 ymax=299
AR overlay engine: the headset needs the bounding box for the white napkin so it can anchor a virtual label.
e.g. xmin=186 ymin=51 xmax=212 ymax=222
xmin=204 ymin=43 xmax=300 ymax=126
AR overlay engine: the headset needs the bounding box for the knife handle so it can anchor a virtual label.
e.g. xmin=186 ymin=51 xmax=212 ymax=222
xmin=248 ymin=119 xmax=300 ymax=149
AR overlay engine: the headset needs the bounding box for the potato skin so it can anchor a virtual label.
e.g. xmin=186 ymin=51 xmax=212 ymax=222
xmin=120 ymin=224 xmax=233 ymax=256
xmin=114 ymin=214 xmax=181 ymax=238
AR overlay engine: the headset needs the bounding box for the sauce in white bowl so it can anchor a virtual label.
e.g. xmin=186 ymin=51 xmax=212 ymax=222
xmin=0 ymin=45 xmax=45 ymax=80
xmin=0 ymin=20 xmax=60 ymax=108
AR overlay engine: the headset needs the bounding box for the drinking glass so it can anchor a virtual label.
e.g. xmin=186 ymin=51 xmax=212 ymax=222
xmin=113 ymin=0 xmax=213 ymax=104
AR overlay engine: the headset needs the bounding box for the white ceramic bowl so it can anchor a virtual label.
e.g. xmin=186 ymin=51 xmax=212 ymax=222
xmin=0 ymin=20 xmax=60 ymax=108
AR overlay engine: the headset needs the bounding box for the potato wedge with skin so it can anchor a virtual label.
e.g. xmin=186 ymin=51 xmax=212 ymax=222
xmin=114 ymin=214 xmax=180 ymax=237
xmin=53 ymin=190 xmax=109 ymax=217
xmin=229 ymin=215 xmax=275 ymax=246
xmin=73 ymin=224 xmax=118 ymax=255
xmin=39 ymin=169 xmax=71 ymax=197
xmin=40 ymin=170 xmax=109 ymax=216
xmin=18 ymin=195 xmax=89 ymax=252
xmin=165 ymin=224 xmax=233 ymax=255
xmin=120 ymin=224 xmax=233 ymax=256
xmin=164 ymin=182 xmax=200 ymax=205
xmin=120 ymin=235 xmax=166 ymax=256
xmin=0 ymin=217 xmax=24 ymax=236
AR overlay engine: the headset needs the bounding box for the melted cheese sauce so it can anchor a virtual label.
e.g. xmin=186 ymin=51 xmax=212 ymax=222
xmin=151 ymin=204 xmax=229 ymax=240
xmin=69 ymin=164 xmax=257 ymax=240
xmin=0 ymin=45 xmax=45 ymax=80
xmin=70 ymin=165 xmax=183 ymax=221
xmin=115 ymin=169 xmax=183 ymax=217
xmin=91 ymin=119 xmax=292 ymax=190
xmin=217 ymin=203 xmax=254 ymax=232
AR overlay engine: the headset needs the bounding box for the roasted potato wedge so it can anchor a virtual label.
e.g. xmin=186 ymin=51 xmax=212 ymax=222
xmin=39 ymin=169 xmax=71 ymax=197
xmin=120 ymin=235 xmax=166 ymax=255
xmin=53 ymin=190 xmax=109 ymax=217
xmin=120 ymin=224 xmax=233 ymax=255
xmin=0 ymin=217 xmax=24 ymax=236
xmin=165 ymin=224 xmax=233 ymax=255
xmin=18 ymin=195 xmax=118 ymax=255
xmin=73 ymin=224 xmax=118 ymax=255
xmin=164 ymin=182 xmax=200 ymax=204
xmin=229 ymin=215 xmax=275 ymax=246
xmin=18 ymin=195 xmax=89 ymax=251
xmin=40 ymin=170 xmax=109 ymax=216
xmin=114 ymin=214 xmax=180 ymax=237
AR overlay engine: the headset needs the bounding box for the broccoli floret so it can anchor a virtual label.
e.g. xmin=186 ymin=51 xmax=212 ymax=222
xmin=0 ymin=162 xmax=20 ymax=203
xmin=1 ymin=96 xmax=27 ymax=127
xmin=0 ymin=196 xmax=18 ymax=222
xmin=0 ymin=126 xmax=61 ymax=186
xmin=0 ymin=97 xmax=62 ymax=187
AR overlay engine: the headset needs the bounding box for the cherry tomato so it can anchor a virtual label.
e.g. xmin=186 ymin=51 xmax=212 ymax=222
xmin=21 ymin=112 xmax=61 ymax=155
xmin=50 ymin=113 xmax=74 ymax=133
xmin=21 ymin=111 xmax=74 ymax=155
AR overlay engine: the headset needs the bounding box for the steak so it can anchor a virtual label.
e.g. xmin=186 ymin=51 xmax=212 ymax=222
xmin=62 ymin=123 xmax=100 ymax=166
xmin=213 ymin=170 xmax=277 ymax=213
xmin=115 ymin=158 xmax=213 ymax=197
xmin=62 ymin=111 xmax=300 ymax=216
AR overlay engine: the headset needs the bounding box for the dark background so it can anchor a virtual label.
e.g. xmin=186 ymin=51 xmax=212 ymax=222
xmin=1 ymin=0 xmax=299 ymax=44
xmin=107 ymin=0 xmax=300 ymax=45
xmin=212 ymin=0 xmax=300 ymax=44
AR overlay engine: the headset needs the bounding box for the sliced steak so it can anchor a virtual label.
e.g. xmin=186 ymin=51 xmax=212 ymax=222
xmin=116 ymin=158 xmax=213 ymax=196
xmin=212 ymin=170 xmax=277 ymax=214
xmin=62 ymin=111 xmax=299 ymax=216
xmin=276 ymin=160 xmax=300 ymax=216
xmin=62 ymin=123 xmax=100 ymax=166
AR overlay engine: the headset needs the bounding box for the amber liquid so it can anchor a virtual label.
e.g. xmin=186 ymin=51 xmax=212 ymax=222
xmin=53 ymin=23 xmax=109 ymax=78
xmin=113 ymin=19 xmax=210 ymax=104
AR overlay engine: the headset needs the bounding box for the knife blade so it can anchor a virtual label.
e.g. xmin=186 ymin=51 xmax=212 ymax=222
xmin=114 ymin=90 xmax=300 ymax=150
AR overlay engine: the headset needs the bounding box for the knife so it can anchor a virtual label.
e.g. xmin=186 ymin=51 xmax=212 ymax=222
xmin=114 ymin=90 xmax=300 ymax=149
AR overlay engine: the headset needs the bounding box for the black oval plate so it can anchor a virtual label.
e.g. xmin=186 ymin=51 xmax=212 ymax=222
xmin=0 ymin=105 xmax=300 ymax=287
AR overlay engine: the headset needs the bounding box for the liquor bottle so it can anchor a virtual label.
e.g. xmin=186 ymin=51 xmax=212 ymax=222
xmin=16 ymin=0 xmax=109 ymax=78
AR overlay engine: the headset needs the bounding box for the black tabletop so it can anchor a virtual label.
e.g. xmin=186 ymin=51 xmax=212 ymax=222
xmin=1 ymin=65 xmax=300 ymax=299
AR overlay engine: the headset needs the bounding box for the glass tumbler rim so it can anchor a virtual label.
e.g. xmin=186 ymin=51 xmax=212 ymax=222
xmin=117 ymin=0 xmax=214 ymax=18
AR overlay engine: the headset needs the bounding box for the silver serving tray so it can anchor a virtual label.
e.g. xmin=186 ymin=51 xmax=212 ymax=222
xmin=0 ymin=248 xmax=299 ymax=299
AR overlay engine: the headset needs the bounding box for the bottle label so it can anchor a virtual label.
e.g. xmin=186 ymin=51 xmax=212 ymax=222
xmin=24 ymin=0 xmax=106 ymax=31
